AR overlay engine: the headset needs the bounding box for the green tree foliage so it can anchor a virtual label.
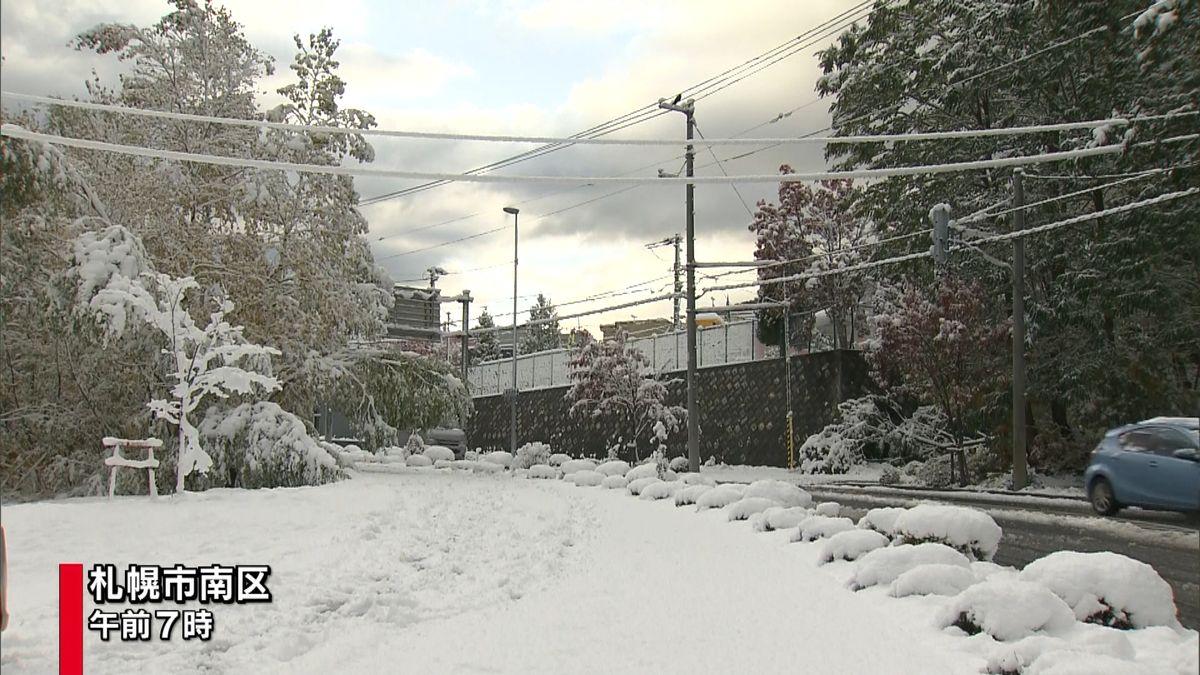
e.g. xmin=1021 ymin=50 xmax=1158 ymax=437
xmin=815 ymin=0 xmax=1200 ymax=468
xmin=474 ymin=308 xmax=500 ymax=362
xmin=521 ymin=293 xmax=562 ymax=353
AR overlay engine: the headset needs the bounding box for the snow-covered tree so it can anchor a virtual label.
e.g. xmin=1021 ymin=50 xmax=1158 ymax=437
xmin=867 ymin=278 xmax=1008 ymax=483
xmin=565 ymin=333 xmax=685 ymax=463
xmin=474 ymin=308 xmax=501 ymax=362
xmin=72 ymin=225 xmax=281 ymax=493
xmin=521 ymin=293 xmax=562 ymax=353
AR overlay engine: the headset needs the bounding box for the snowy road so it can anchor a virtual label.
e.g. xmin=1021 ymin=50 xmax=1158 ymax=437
xmin=808 ymin=488 xmax=1200 ymax=631
xmin=2 ymin=471 xmax=985 ymax=674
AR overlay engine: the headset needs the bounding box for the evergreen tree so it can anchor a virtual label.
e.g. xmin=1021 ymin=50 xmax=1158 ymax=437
xmin=521 ymin=293 xmax=562 ymax=353
xmin=475 ymin=308 xmax=500 ymax=362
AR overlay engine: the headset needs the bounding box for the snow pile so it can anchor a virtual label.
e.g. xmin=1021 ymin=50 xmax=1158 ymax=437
xmin=451 ymin=460 xmax=479 ymax=471
xmin=483 ymin=451 xmax=514 ymax=468
xmin=792 ymin=516 xmax=856 ymax=542
xmin=674 ymin=484 xmax=712 ymax=506
xmin=513 ymin=442 xmax=552 ymax=469
xmin=527 ymin=464 xmax=558 ymax=480
xmin=890 ymin=564 xmax=976 ymax=598
xmin=434 ymin=459 xmax=454 ymax=469
xmin=625 ymin=463 xmax=660 ymax=481
xmin=817 ymin=529 xmax=890 ymax=564
xmin=423 ymin=445 xmax=455 ymax=463
xmin=639 ymin=481 xmax=681 ymax=501
xmin=560 ymin=458 xmax=598 ymax=475
xmin=815 ymin=501 xmax=841 ymax=517
xmin=569 ymin=470 xmax=604 ymax=487
xmin=472 ymin=461 xmax=504 ymax=474
xmin=548 ymin=453 xmax=572 ymax=466
xmin=1024 ymin=651 xmax=1154 ymax=675
xmin=971 ymin=561 xmax=1018 ymax=583
xmin=601 ymin=475 xmax=629 ymax=490
xmin=680 ymin=473 xmax=716 ymax=486
xmin=857 ymin=507 xmax=907 ymax=538
xmin=847 ymin=543 xmax=970 ymax=590
xmin=764 ymin=507 xmax=811 ymax=532
xmin=406 ymin=454 xmax=433 ymax=467
xmin=893 ymin=504 xmax=1002 ymax=561
xmin=726 ymin=497 xmax=781 ymax=521
xmin=1020 ymin=551 xmax=1181 ymax=629
xmin=669 ymin=456 xmax=689 ymax=472
xmin=595 ymin=460 xmax=631 ymax=477
xmin=695 ymin=485 xmax=745 ymax=510
xmin=198 ymin=402 xmax=341 ymax=488
xmin=742 ymin=480 xmax=812 ymax=508
xmin=940 ymin=579 xmax=1075 ymax=641
xmin=626 ymin=477 xmax=661 ymax=496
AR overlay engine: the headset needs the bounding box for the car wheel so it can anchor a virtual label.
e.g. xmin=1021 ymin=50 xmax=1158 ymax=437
xmin=1089 ymin=477 xmax=1120 ymax=516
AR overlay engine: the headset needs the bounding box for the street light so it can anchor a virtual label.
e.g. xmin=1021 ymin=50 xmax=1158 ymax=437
xmin=503 ymin=206 xmax=520 ymax=456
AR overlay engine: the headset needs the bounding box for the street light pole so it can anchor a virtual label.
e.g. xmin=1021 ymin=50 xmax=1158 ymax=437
xmin=659 ymin=96 xmax=700 ymax=473
xmin=504 ymin=206 xmax=520 ymax=456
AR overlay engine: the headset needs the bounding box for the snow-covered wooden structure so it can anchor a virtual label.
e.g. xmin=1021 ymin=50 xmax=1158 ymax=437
xmin=102 ymin=437 xmax=162 ymax=499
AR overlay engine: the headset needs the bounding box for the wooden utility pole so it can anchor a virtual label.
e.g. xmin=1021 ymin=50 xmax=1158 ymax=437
xmin=1011 ymin=170 xmax=1029 ymax=490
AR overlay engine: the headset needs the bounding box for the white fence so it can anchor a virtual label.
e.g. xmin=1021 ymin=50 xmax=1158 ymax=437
xmin=467 ymin=319 xmax=761 ymax=397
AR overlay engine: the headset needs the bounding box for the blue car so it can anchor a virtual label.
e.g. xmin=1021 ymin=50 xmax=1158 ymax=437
xmin=1085 ymin=417 xmax=1200 ymax=515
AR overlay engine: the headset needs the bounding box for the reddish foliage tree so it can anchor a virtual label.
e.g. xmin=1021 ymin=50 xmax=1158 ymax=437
xmin=868 ymin=277 xmax=1009 ymax=480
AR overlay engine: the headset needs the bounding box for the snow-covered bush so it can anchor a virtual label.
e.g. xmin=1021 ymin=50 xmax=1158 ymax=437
xmin=847 ymin=543 xmax=970 ymax=590
xmin=815 ymin=501 xmax=841 ymax=517
xmin=639 ymin=480 xmax=680 ymax=501
xmin=1019 ymin=551 xmax=1180 ymax=629
xmin=764 ymin=507 xmax=811 ymax=531
xmin=668 ymin=456 xmax=689 ymax=472
xmin=595 ymin=460 xmax=630 ymax=477
xmin=727 ymin=497 xmax=781 ymax=521
xmin=792 ymin=516 xmax=856 ymax=542
xmin=473 ymin=461 xmax=503 ymax=474
xmin=198 ymin=403 xmax=342 ymax=489
xmin=742 ymin=480 xmax=812 ymax=508
xmin=695 ymin=485 xmax=744 ymax=510
xmin=601 ymin=475 xmax=628 ymax=489
xmin=527 ymin=464 xmax=558 ymax=479
xmin=569 ymin=470 xmax=604 ymax=487
xmin=423 ymin=445 xmax=455 ymax=463
xmin=451 ymin=460 xmax=478 ymax=471
xmin=482 ymin=451 xmax=513 ymax=468
xmin=889 ymin=564 xmax=976 ymax=597
xmin=798 ymin=428 xmax=864 ymax=474
xmin=513 ymin=442 xmax=552 ymax=470
xmin=560 ymin=458 xmax=598 ymax=475
xmin=680 ymin=473 xmax=716 ymax=486
xmin=434 ymin=459 xmax=453 ymax=469
xmin=548 ymin=453 xmax=572 ymax=466
xmin=625 ymin=462 xmax=660 ymax=482
xmin=406 ymin=454 xmax=432 ymax=468
xmin=893 ymin=504 xmax=1003 ymax=561
xmin=879 ymin=464 xmax=901 ymax=485
xmin=626 ymin=476 xmax=661 ymax=496
xmin=403 ymin=432 xmax=424 ymax=457
xmin=912 ymin=454 xmax=954 ymax=488
xmin=817 ymin=529 xmax=889 ymax=564
xmin=984 ymin=631 xmax=1141 ymax=675
xmin=1023 ymin=651 xmax=1150 ymax=675
xmin=674 ymin=484 xmax=712 ymax=506
xmin=940 ymin=579 xmax=1075 ymax=641
xmin=857 ymin=507 xmax=907 ymax=539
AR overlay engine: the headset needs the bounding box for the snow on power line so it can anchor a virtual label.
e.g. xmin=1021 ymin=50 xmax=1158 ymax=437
xmin=6 ymin=92 xmax=1194 ymax=146
xmin=6 ymin=124 xmax=1179 ymax=186
xmin=701 ymin=188 xmax=1200 ymax=295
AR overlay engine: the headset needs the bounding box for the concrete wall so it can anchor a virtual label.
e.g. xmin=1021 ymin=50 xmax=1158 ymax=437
xmin=465 ymin=350 xmax=871 ymax=467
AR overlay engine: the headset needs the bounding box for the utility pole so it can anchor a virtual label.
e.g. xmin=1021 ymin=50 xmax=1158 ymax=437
xmin=645 ymin=234 xmax=683 ymax=330
xmin=659 ymin=95 xmax=700 ymax=473
xmin=445 ymin=311 xmax=452 ymax=361
xmin=460 ymin=290 xmax=472 ymax=387
xmin=504 ymin=206 xmax=520 ymax=456
xmin=1011 ymin=170 xmax=1029 ymax=490
xmin=426 ymin=266 xmax=447 ymax=288
xmin=929 ymin=203 xmax=958 ymax=483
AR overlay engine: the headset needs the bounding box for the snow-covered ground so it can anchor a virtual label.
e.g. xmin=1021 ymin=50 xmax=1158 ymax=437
xmin=2 ymin=470 xmax=1195 ymax=674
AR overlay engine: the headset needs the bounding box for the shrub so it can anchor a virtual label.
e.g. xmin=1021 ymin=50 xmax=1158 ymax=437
xmin=198 ymin=403 xmax=343 ymax=489
xmin=514 ymin=441 xmax=552 ymax=470
xmin=893 ymin=504 xmax=1003 ymax=561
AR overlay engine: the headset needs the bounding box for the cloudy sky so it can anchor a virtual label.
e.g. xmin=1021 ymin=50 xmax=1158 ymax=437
xmin=1 ymin=0 xmax=856 ymax=334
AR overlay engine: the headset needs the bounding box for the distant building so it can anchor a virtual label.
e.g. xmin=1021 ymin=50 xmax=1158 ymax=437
xmin=599 ymin=318 xmax=673 ymax=340
xmin=386 ymin=285 xmax=442 ymax=342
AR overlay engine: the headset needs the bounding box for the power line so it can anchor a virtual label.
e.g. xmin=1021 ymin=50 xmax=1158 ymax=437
xmin=702 ymin=187 xmax=1200 ymax=294
xmin=16 ymin=123 xmax=1187 ymax=186
xmin=694 ymin=120 xmax=754 ymax=219
xmin=358 ymin=0 xmax=881 ymax=205
xmin=456 ymin=292 xmax=681 ymax=337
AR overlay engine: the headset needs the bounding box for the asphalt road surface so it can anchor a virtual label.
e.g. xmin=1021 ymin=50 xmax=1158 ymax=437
xmin=807 ymin=487 xmax=1200 ymax=631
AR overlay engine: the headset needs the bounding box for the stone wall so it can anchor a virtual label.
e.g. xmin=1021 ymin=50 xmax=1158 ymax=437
xmin=465 ymin=350 xmax=871 ymax=467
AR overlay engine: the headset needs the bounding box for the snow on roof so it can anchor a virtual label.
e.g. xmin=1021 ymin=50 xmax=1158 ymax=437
xmin=1139 ymin=416 xmax=1199 ymax=429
